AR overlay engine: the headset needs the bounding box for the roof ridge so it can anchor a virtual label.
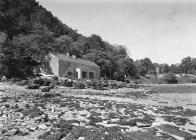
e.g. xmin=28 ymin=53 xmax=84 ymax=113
xmin=53 ymin=53 xmax=99 ymax=68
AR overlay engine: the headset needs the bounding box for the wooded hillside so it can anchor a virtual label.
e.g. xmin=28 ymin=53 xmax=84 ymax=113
xmin=0 ymin=0 xmax=137 ymax=80
xmin=0 ymin=0 xmax=196 ymax=81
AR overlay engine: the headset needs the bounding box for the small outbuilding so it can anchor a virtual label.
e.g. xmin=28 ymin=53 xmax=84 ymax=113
xmin=41 ymin=53 xmax=100 ymax=79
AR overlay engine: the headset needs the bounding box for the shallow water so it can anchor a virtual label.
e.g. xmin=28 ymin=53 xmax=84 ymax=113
xmin=143 ymin=93 xmax=196 ymax=110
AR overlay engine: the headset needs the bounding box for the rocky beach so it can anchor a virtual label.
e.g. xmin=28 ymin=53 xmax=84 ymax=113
xmin=0 ymin=82 xmax=196 ymax=140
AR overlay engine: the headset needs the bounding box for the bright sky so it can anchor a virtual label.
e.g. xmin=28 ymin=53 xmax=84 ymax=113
xmin=37 ymin=0 xmax=196 ymax=64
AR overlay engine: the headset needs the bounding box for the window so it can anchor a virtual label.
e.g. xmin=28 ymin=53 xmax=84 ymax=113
xmin=89 ymin=72 xmax=94 ymax=79
xmin=82 ymin=71 xmax=87 ymax=79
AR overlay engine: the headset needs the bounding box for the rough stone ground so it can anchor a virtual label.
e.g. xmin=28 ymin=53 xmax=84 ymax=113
xmin=0 ymin=83 xmax=196 ymax=140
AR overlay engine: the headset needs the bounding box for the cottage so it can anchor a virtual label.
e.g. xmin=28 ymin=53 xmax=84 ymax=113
xmin=41 ymin=53 xmax=100 ymax=79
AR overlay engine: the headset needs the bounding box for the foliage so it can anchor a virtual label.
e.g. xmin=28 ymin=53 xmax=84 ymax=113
xmin=1 ymin=0 xmax=196 ymax=80
xmin=134 ymin=58 xmax=155 ymax=76
xmin=163 ymin=73 xmax=178 ymax=84
xmin=0 ymin=0 xmax=137 ymax=80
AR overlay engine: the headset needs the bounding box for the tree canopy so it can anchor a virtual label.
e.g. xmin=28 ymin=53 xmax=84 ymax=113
xmin=0 ymin=0 xmax=136 ymax=80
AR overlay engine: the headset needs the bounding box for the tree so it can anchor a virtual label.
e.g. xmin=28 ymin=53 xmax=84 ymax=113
xmin=179 ymin=57 xmax=192 ymax=73
xmin=54 ymin=35 xmax=73 ymax=53
xmin=163 ymin=73 xmax=178 ymax=84
xmin=0 ymin=24 xmax=54 ymax=77
xmin=114 ymin=58 xmax=137 ymax=81
xmin=159 ymin=63 xmax=170 ymax=74
xmin=169 ymin=64 xmax=181 ymax=74
xmin=0 ymin=0 xmax=139 ymax=80
xmin=88 ymin=34 xmax=106 ymax=50
xmin=83 ymin=49 xmax=112 ymax=78
xmin=134 ymin=58 xmax=154 ymax=76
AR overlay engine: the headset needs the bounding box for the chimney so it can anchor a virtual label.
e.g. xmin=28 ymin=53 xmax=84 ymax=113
xmin=66 ymin=52 xmax=70 ymax=57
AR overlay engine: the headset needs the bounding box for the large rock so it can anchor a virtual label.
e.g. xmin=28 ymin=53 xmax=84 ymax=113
xmin=61 ymin=132 xmax=77 ymax=140
xmin=39 ymin=86 xmax=51 ymax=92
xmin=1 ymin=76 xmax=7 ymax=82
xmin=18 ymin=80 xmax=28 ymax=86
xmin=60 ymin=79 xmax=73 ymax=87
xmin=18 ymin=128 xmax=29 ymax=136
xmin=136 ymin=122 xmax=151 ymax=128
xmin=38 ymin=124 xmax=48 ymax=130
xmin=26 ymin=84 xmax=40 ymax=89
xmin=7 ymin=128 xmax=18 ymax=136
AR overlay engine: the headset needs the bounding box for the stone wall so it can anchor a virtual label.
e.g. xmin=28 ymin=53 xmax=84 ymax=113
xmin=41 ymin=54 xmax=59 ymax=76
xmin=59 ymin=60 xmax=77 ymax=78
xmin=49 ymin=54 xmax=59 ymax=76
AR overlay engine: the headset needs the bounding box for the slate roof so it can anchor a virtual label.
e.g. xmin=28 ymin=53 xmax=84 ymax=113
xmin=54 ymin=53 xmax=99 ymax=68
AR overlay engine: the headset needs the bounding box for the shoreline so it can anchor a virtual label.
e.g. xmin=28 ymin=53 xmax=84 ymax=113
xmin=0 ymin=82 xmax=196 ymax=140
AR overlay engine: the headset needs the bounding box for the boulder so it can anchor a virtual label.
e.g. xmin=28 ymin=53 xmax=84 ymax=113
xmin=18 ymin=80 xmax=28 ymax=86
xmin=38 ymin=124 xmax=48 ymax=130
xmin=61 ymin=133 xmax=77 ymax=140
xmin=39 ymin=86 xmax=51 ymax=92
xmin=52 ymin=76 xmax=58 ymax=81
xmin=60 ymin=79 xmax=73 ymax=87
xmin=18 ymin=128 xmax=29 ymax=136
xmin=73 ymin=81 xmax=85 ymax=89
xmin=136 ymin=122 xmax=151 ymax=128
xmin=1 ymin=76 xmax=7 ymax=82
xmin=7 ymin=128 xmax=18 ymax=136
xmin=33 ymin=77 xmax=45 ymax=85
xmin=26 ymin=84 xmax=40 ymax=89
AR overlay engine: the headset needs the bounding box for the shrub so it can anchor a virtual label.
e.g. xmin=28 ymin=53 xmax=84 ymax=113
xmin=1 ymin=76 xmax=7 ymax=82
xmin=191 ymin=78 xmax=196 ymax=83
xmin=52 ymin=76 xmax=58 ymax=81
xmin=117 ymin=81 xmax=124 ymax=88
xmin=60 ymin=79 xmax=73 ymax=87
xmin=163 ymin=74 xmax=178 ymax=84
xmin=73 ymin=81 xmax=85 ymax=89
xmin=108 ymin=80 xmax=118 ymax=89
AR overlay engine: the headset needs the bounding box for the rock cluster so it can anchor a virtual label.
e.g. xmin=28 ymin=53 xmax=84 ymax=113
xmin=0 ymin=83 xmax=196 ymax=140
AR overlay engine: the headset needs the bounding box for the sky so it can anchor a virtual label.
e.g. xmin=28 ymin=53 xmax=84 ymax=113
xmin=37 ymin=0 xmax=196 ymax=65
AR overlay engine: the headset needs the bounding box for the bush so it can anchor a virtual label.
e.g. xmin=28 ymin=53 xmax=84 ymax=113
xmin=108 ymin=80 xmax=118 ymax=89
xmin=51 ymin=76 xmax=58 ymax=81
xmin=29 ymin=77 xmax=51 ymax=87
xmin=59 ymin=79 xmax=73 ymax=87
xmin=85 ymin=80 xmax=104 ymax=90
xmin=73 ymin=81 xmax=85 ymax=89
xmin=163 ymin=74 xmax=178 ymax=84
xmin=1 ymin=76 xmax=7 ymax=82
xmin=33 ymin=78 xmax=45 ymax=85
xmin=117 ymin=81 xmax=124 ymax=88
xmin=191 ymin=78 xmax=196 ymax=83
